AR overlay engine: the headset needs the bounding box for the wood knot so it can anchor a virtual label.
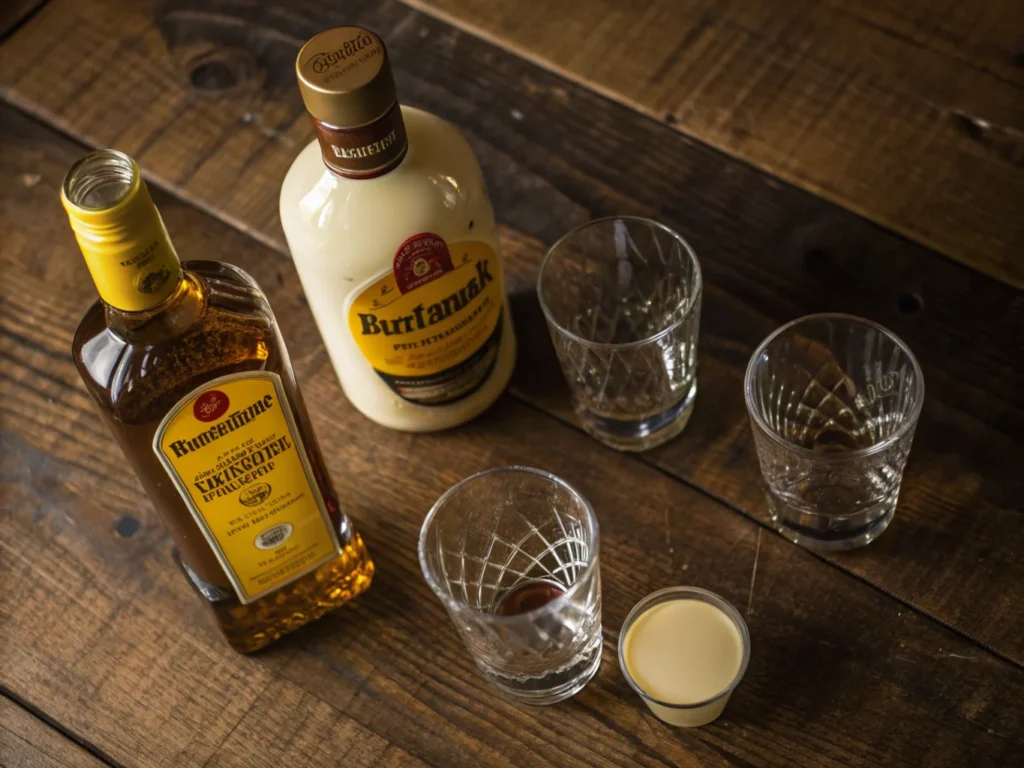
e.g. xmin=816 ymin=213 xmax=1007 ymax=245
xmin=803 ymin=247 xmax=835 ymax=277
xmin=115 ymin=515 xmax=141 ymax=538
xmin=784 ymin=216 xmax=851 ymax=276
xmin=185 ymin=48 xmax=258 ymax=96
xmin=898 ymin=293 xmax=923 ymax=315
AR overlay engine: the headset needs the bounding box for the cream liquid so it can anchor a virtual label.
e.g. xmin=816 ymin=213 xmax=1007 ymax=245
xmin=623 ymin=599 xmax=744 ymax=726
xmin=280 ymin=106 xmax=516 ymax=431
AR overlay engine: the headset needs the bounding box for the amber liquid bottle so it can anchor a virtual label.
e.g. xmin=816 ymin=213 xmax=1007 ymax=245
xmin=64 ymin=149 xmax=373 ymax=653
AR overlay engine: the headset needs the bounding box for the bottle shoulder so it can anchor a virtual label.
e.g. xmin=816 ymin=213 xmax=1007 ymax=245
xmin=73 ymin=263 xmax=284 ymax=423
xmin=280 ymin=106 xmax=494 ymax=248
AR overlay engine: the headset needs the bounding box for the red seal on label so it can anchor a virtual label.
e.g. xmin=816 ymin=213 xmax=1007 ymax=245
xmin=393 ymin=232 xmax=454 ymax=293
xmin=193 ymin=390 xmax=229 ymax=422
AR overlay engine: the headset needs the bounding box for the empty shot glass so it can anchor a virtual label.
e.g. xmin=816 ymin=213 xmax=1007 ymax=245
xmin=418 ymin=467 xmax=602 ymax=705
xmin=744 ymin=314 xmax=925 ymax=550
xmin=538 ymin=217 xmax=702 ymax=451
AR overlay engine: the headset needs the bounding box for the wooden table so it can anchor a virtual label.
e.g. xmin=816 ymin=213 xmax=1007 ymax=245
xmin=1 ymin=1 xmax=1021 ymax=766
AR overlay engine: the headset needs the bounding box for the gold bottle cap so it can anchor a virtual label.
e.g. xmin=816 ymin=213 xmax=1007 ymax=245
xmin=296 ymin=26 xmax=396 ymax=128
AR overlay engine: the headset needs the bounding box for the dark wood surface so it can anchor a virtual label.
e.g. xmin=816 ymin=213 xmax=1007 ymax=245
xmin=2 ymin=106 xmax=1022 ymax=768
xmin=1 ymin=0 xmax=1022 ymax=766
xmin=3 ymin=0 xmax=1021 ymax=660
xmin=0 ymin=0 xmax=45 ymax=36
xmin=400 ymin=0 xmax=1024 ymax=287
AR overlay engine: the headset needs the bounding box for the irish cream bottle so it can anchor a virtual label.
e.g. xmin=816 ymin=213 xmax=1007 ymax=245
xmin=280 ymin=26 xmax=516 ymax=430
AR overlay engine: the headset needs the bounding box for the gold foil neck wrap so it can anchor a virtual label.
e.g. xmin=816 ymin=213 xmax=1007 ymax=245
xmin=296 ymin=26 xmax=397 ymax=127
xmin=61 ymin=150 xmax=182 ymax=312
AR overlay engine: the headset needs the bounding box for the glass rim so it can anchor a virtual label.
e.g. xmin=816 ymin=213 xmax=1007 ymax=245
xmin=617 ymin=586 xmax=751 ymax=710
xmin=743 ymin=313 xmax=926 ymax=462
xmin=537 ymin=215 xmax=703 ymax=350
xmin=417 ymin=465 xmax=600 ymax=624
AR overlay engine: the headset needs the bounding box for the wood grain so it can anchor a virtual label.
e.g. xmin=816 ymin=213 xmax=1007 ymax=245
xmin=0 ymin=697 xmax=110 ymax=768
xmin=2 ymin=105 xmax=1023 ymax=767
xmin=397 ymin=0 xmax=1024 ymax=287
xmin=2 ymin=0 xmax=1019 ymax=661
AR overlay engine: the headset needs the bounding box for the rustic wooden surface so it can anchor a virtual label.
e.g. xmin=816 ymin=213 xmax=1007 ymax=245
xmin=1 ymin=0 xmax=1022 ymax=766
xmin=398 ymin=0 xmax=1024 ymax=287
xmin=0 ymin=697 xmax=107 ymax=768
xmin=4 ymin=0 xmax=1021 ymax=661
xmin=2 ymin=106 xmax=1022 ymax=767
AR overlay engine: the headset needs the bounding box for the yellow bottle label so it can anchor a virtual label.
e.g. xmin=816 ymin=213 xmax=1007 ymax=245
xmin=153 ymin=372 xmax=342 ymax=604
xmin=346 ymin=234 xmax=506 ymax=406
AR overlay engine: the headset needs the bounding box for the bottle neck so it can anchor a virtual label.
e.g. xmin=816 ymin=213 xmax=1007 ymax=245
xmin=62 ymin=151 xmax=184 ymax=312
xmin=104 ymin=270 xmax=204 ymax=341
xmin=312 ymin=100 xmax=408 ymax=179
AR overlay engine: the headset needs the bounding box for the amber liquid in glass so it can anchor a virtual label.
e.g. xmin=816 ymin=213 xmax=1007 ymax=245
xmin=73 ymin=261 xmax=373 ymax=652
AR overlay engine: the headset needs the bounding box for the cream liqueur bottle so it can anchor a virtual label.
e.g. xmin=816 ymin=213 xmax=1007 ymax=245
xmin=280 ymin=26 xmax=516 ymax=430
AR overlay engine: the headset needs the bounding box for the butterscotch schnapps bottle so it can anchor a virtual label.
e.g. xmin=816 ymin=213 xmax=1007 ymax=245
xmin=64 ymin=149 xmax=373 ymax=653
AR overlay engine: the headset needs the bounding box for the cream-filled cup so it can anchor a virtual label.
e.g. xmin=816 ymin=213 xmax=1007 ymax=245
xmin=618 ymin=587 xmax=750 ymax=727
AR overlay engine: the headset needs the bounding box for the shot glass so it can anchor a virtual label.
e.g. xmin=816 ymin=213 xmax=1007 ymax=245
xmin=619 ymin=587 xmax=750 ymax=727
xmin=744 ymin=314 xmax=925 ymax=550
xmin=538 ymin=217 xmax=702 ymax=451
xmin=418 ymin=467 xmax=602 ymax=705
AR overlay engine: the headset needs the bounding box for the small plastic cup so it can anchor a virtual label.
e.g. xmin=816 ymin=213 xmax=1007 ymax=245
xmin=618 ymin=586 xmax=750 ymax=727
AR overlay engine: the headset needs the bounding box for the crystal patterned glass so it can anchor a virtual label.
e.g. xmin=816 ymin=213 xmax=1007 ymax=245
xmin=745 ymin=314 xmax=925 ymax=550
xmin=418 ymin=467 xmax=602 ymax=705
xmin=538 ymin=217 xmax=702 ymax=451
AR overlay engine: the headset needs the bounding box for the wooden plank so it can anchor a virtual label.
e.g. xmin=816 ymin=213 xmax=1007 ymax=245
xmin=398 ymin=0 xmax=1024 ymax=287
xmin=0 ymin=697 xmax=110 ymax=768
xmin=2 ymin=106 xmax=1023 ymax=767
xmin=2 ymin=0 xmax=1019 ymax=662
xmin=199 ymin=678 xmax=391 ymax=768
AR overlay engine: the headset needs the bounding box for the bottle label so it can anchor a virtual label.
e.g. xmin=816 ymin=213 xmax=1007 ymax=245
xmin=153 ymin=372 xmax=342 ymax=604
xmin=346 ymin=233 xmax=506 ymax=406
xmin=313 ymin=101 xmax=408 ymax=179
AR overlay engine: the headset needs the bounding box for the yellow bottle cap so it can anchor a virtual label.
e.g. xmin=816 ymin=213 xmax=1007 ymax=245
xmin=61 ymin=150 xmax=181 ymax=312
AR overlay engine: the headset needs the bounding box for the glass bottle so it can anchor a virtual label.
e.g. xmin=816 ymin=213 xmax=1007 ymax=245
xmin=280 ymin=25 xmax=516 ymax=431
xmin=65 ymin=149 xmax=373 ymax=653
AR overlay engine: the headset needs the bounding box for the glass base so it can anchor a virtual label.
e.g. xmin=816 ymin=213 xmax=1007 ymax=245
xmin=483 ymin=632 xmax=603 ymax=706
xmin=768 ymin=493 xmax=897 ymax=551
xmin=580 ymin=384 xmax=696 ymax=452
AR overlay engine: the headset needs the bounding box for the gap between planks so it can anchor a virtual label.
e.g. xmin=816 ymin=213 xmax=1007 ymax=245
xmin=0 ymin=0 xmax=52 ymax=44
xmin=1 ymin=687 xmax=126 ymax=768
